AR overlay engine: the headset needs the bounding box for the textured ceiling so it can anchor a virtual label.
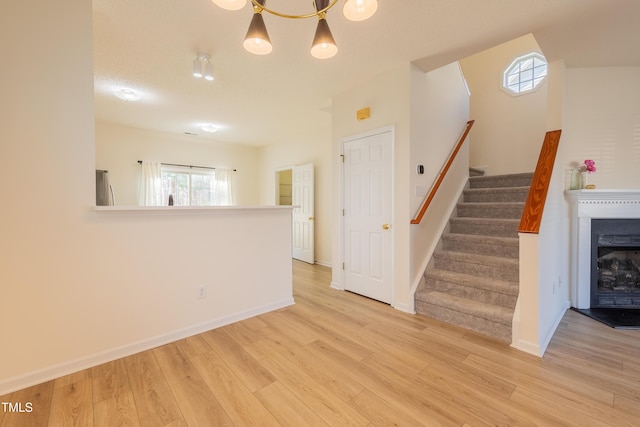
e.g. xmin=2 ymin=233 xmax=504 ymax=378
xmin=93 ymin=0 xmax=640 ymax=147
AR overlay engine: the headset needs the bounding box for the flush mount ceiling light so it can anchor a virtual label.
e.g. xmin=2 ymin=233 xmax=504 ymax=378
xmin=192 ymin=53 xmax=214 ymax=81
xmin=212 ymin=0 xmax=378 ymax=59
xmin=113 ymin=88 xmax=141 ymax=102
xmin=200 ymin=124 xmax=220 ymax=133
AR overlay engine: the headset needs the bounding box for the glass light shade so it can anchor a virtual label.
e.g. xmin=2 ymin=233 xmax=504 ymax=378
xmin=211 ymin=0 xmax=247 ymax=11
xmin=204 ymin=62 xmax=214 ymax=81
xmin=192 ymin=58 xmax=203 ymax=78
xmin=342 ymin=0 xmax=378 ymax=21
xmin=243 ymin=12 xmax=272 ymax=55
xmin=310 ymin=18 xmax=337 ymax=59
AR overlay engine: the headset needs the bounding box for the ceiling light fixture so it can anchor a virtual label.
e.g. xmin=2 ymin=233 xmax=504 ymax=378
xmin=113 ymin=88 xmax=141 ymax=102
xmin=211 ymin=0 xmax=247 ymax=11
xmin=201 ymin=124 xmax=220 ymax=133
xmin=212 ymin=0 xmax=378 ymax=59
xmin=192 ymin=53 xmax=215 ymax=81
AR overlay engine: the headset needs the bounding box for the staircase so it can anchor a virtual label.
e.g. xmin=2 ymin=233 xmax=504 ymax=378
xmin=414 ymin=172 xmax=533 ymax=342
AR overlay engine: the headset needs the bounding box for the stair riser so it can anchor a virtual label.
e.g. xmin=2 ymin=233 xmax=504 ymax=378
xmin=434 ymin=256 xmax=518 ymax=282
xmin=449 ymin=220 xmax=519 ymax=238
xmin=415 ymin=301 xmax=512 ymax=342
xmin=470 ymin=175 xmax=533 ymax=189
xmin=464 ymin=189 xmax=529 ymax=203
xmin=421 ymin=278 xmax=517 ymax=308
xmin=442 ymin=237 xmax=518 ymax=258
xmin=457 ymin=204 xmax=524 ymax=219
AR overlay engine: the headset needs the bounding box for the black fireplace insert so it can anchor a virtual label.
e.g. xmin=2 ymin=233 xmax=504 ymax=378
xmin=591 ymin=219 xmax=640 ymax=308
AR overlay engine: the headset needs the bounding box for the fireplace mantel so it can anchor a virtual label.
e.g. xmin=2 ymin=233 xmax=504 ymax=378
xmin=566 ymin=189 xmax=640 ymax=308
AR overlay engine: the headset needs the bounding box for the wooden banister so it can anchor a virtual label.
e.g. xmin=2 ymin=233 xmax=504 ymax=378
xmin=411 ymin=120 xmax=475 ymax=225
xmin=518 ymin=130 xmax=562 ymax=234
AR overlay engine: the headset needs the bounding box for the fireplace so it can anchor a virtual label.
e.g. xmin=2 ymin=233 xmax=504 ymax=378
xmin=591 ymin=219 xmax=640 ymax=308
xmin=567 ymin=190 xmax=640 ymax=309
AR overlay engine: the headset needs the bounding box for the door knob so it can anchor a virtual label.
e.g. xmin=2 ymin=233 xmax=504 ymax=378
xmin=308 ymin=217 xmax=315 ymax=221
xmin=382 ymin=224 xmax=390 ymax=230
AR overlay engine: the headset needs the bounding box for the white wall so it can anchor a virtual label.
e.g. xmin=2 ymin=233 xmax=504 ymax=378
xmin=331 ymin=62 xmax=470 ymax=313
xmin=258 ymin=122 xmax=332 ymax=266
xmin=409 ymin=63 xmax=470 ymax=300
xmin=460 ymin=34 xmax=548 ymax=175
xmin=332 ymin=64 xmax=413 ymax=312
xmin=96 ymin=122 xmax=260 ymax=206
xmin=561 ymin=67 xmax=640 ymax=189
xmin=0 ymin=0 xmax=292 ymax=395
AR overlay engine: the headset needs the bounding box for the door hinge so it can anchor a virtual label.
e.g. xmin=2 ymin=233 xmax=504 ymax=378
xmin=340 ymin=154 xmax=344 ymax=163
xmin=342 ymin=209 xmax=345 ymax=216
xmin=342 ymin=262 xmax=345 ymax=270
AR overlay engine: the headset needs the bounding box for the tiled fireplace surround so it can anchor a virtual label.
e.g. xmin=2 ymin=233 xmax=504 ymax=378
xmin=567 ymin=190 xmax=640 ymax=309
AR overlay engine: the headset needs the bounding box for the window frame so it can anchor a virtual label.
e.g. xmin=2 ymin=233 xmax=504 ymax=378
xmin=502 ymin=52 xmax=548 ymax=97
xmin=161 ymin=165 xmax=217 ymax=207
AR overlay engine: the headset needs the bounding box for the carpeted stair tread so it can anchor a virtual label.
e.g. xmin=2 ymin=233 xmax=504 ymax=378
xmin=457 ymin=202 xmax=525 ymax=219
xmin=415 ymin=299 xmax=512 ymax=342
xmin=469 ymin=173 xmax=533 ymax=189
xmin=463 ymin=186 xmax=530 ymax=203
xmin=433 ymin=250 xmax=519 ymax=282
xmin=449 ymin=217 xmax=520 ymax=238
xmin=420 ymin=268 xmax=519 ymax=296
xmin=434 ymin=249 xmax=519 ymax=268
xmin=418 ymin=291 xmax=513 ymax=325
xmin=443 ymin=233 xmax=518 ymax=248
xmin=442 ymin=233 xmax=519 ymax=258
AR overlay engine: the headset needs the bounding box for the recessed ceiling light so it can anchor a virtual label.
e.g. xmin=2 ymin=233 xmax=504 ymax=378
xmin=201 ymin=124 xmax=220 ymax=133
xmin=113 ymin=88 xmax=141 ymax=102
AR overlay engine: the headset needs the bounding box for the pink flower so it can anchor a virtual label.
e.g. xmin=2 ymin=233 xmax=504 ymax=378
xmin=583 ymin=159 xmax=596 ymax=173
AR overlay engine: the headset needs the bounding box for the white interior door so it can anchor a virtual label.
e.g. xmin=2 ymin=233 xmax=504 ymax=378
xmin=343 ymin=130 xmax=392 ymax=304
xmin=292 ymin=163 xmax=314 ymax=264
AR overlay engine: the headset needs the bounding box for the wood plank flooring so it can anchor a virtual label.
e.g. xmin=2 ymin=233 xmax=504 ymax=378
xmin=2 ymin=260 xmax=640 ymax=426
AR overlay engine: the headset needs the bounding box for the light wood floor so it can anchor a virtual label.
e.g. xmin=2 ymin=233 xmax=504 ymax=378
xmin=2 ymin=261 xmax=640 ymax=426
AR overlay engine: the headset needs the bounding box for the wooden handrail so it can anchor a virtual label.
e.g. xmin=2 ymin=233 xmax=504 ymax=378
xmin=411 ymin=120 xmax=475 ymax=224
xmin=518 ymin=130 xmax=562 ymax=234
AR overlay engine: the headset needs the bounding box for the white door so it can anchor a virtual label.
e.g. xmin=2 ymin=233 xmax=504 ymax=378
xmin=343 ymin=130 xmax=393 ymax=303
xmin=292 ymin=163 xmax=315 ymax=264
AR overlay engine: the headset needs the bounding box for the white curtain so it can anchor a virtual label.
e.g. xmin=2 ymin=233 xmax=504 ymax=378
xmin=138 ymin=161 xmax=163 ymax=206
xmin=212 ymin=169 xmax=236 ymax=205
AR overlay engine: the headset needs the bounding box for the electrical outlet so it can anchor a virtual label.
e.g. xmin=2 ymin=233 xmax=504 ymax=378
xmin=197 ymin=285 xmax=207 ymax=299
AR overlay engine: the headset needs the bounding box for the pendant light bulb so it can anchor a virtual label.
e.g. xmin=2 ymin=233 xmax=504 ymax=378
xmin=204 ymin=62 xmax=214 ymax=81
xmin=211 ymin=0 xmax=247 ymax=11
xmin=343 ymin=0 xmax=378 ymax=21
xmin=243 ymin=7 xmax=272 ymax=55
xmin=192 ymin=57 xmax=203 ymax=78
xmin=310 ymin=18 xmax=337 ymax=59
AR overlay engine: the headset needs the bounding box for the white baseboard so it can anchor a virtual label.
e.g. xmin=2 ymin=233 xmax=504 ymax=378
xmin=393 ymin=302 xmax=415 ymax=314
xmin=314 ymin=259 xmax=332 ymax=268
xmin=0 ymin=297 xmax=294 ymax=396
xmin=511 ymin=338 xmax=543 ymax=357
xmin=539 ymin=301 xmax=570 ymax=355
xmin=511 ymin=300 xmax=570 ymax=357
xmin=330 ymin=281 xmax=343 ymax=291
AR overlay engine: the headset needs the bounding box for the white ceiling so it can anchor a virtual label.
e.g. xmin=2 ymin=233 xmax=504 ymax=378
xmin=93 ymin=0 xmax=640 ymax=147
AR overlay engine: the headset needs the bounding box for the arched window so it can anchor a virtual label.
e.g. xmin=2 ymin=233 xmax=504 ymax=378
xmin=503 ymin=52 xmax=548 ymax=95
